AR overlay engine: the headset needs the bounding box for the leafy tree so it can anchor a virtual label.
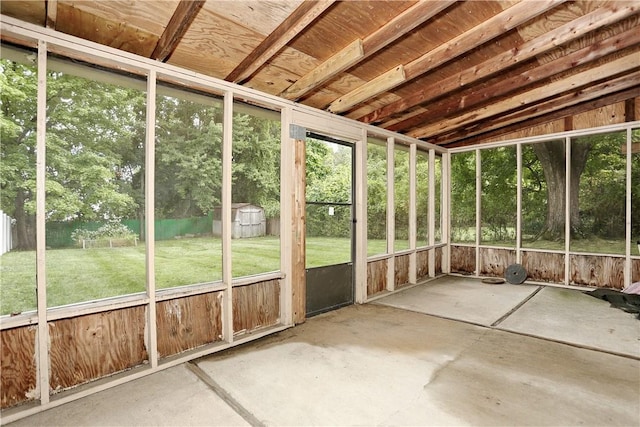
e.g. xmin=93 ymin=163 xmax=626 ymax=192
xmin=0 ymin=60 xmax=37 ymax=249
xmin=232 ymin=112 xmax=281 ymax=218
xmin=367 ymin=143 xmax=387 ymax=240
xmin=1 ymin=58 xmax=145 ymax=249
xmin=450 ymin=151 xmax=475 ymax=242
xmin=155 ymin=94 xmax=223 ymax=219
xmin=481 ymin=146 xmax=516 ymax=243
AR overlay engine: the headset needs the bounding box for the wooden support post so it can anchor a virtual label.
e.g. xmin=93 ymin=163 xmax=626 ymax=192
xmin=36 ymin=39 xmax=50 ymax=406
xmin=292 ymin=134 xmax=307 ymax=324
xmin=145 ymin=69 xmax=158 ymax=367
xmin=386 ymin=138 xmax=395 ymax=291
xmin=355 ymin=128 xmax=368 ymax=303
xmin=564 ymin=137 xmax=571 ymax=285
xmin=280 ymin=108 xmax=294 ymax=325
xmin=475 ymin=149 xmax=481 ymax=277
xmin=222 ymin=92 xmax=234 ymax=340
xmin=441 ymin=151 xmax=451 ymax=273
xmin=409 ymin=144 xmax=417 ymax=284
xmin=625 ymin=128 xmax=632 ymax=289
xmin=516 ymin=143 xmax=522 ymax=264
xmin=428 ymin=149 xmax=436 ymax=277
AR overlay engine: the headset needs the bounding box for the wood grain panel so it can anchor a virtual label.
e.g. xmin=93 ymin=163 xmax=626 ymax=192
xmin=479 ymin=248 xmax=516 ymax=277
xmin=1 ymin=326 xmax=37 ymax=409
xmin=55 ymin=4 xmax=160 ymax=58
xmin=206 ymin=1 xmax=303 ymax=36
xmin=156 ymin=292 xmax=223 ymax=358
xmin=450 ymin=245 xmax=476 ymax=274
xmin=49 ymin=307 xmax=147 ymax=391
xmin=416 ymin=250 xmax=429 ymax=281
xmin=570 ymin=254 xmax=625 ymax=289
xmin=632 ymin=259 xmax=640 ymax=283
xmin=0 ymin=1 xmax=45 ymax=26
xmin=394 ymin=254 xmax=410 ymax=288
xmin=435 ymin=247 xmax=443 ymax=275
xmin=367 ymin=259 xmax=387 ymax=296
xmin=233 ymin=280 xmax=280 ymax=335
xmin=522 ymin=251 xmax=565 ymax=283
xmin=168 ymin=7 xmax=263 ymax=79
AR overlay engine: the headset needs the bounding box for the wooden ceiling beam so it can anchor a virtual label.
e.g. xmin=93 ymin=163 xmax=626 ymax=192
xmin=226 ymin=0 xmax=335 ymax=84
xmin=280 ymin=38 xmax=365 ymax=101
xmin=408 ymin=53 xmax=640 ymax=139
xmin=327 ymin=0 xmax=564 ymax=114
xmin=361 ymin=1 xmax=640 ymax=125
xmin=151 ymin=0 xmax=205 ymax=62
xmin=389 ymin=27 xmax=640 ymax=133
xmin=279 ymin=0 xmax=456 ymax=101
xmin=418 ymin=72 xmax=640 ymax=143
xmin=440 ymin=87 xmax=640 ymax=148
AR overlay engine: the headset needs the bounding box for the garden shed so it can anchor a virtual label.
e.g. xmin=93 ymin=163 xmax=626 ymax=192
xmin=0 ymin=1 xmax=639 ymax=425
xmin=212 ymin=203 xmax=266 ymax=239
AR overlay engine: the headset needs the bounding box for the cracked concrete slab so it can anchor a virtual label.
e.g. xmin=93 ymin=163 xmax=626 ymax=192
xmin=374 ymin=275 xmax=540 ymax=326
xmin=195 ymin=304 xmax=639 ymax=426
xmin=498 ymin=286 xmax=640 ymax=358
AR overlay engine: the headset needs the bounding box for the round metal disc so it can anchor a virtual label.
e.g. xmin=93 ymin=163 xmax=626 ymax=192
xmin=505 ymin=264 xmax=527 ymax=284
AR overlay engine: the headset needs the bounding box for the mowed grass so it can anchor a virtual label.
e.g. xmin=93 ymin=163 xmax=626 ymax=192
xmin=0 ymin=236 xmax=366 ymax=315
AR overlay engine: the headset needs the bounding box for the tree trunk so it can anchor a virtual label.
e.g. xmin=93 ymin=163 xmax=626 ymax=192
xmin=532 ymin=140 xmax=592 ymax=241
xmin=13 ymin=190 xmax=36 ymax=250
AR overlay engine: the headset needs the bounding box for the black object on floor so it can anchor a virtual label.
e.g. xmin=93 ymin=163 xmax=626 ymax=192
xmin=586 ymin=289 xmax=640 ymax=319
xmin=505 ymin=264 xmax=527 ymax=284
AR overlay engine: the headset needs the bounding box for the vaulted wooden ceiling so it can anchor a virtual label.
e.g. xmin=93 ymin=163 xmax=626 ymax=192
xmin=2 ymin=0 xmax=639 ymax=147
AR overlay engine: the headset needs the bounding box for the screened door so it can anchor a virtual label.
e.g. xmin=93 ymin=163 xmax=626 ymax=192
xmin=305 ymin=133 xmax=354 ymax=317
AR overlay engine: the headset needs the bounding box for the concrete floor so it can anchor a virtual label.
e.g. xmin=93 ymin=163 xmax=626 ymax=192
xmin=7 ymin=277 xmax=640 ymax=426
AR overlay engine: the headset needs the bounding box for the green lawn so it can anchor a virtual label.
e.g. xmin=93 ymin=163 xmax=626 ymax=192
xmin=0 ymin=236 xmax=357 ymax=315
xmin=5 ymin=234 xmax=629 ymax=316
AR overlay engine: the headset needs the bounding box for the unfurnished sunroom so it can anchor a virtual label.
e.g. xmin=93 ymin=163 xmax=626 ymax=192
xmin=0 ymin=1 xmax=639 ymax=423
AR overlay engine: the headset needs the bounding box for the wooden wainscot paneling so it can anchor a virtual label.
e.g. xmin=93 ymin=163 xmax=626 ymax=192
xmin=522 ymin=251 xmax=565 ymax=284
xmin=570 ymin=254 xmax=625 ymax=289
xmin=233 ymin=279 xmax=280 ymax=335
xmin=434 ymin=247 xmax=443 ymax=275
xmin=450 ymin=245 xmax=475 ymax=274
xmin=156 ymin=292 xmax=223 ymax=358
xmin=479 ymin=248 xmax=516 ymax=277
xmin=394 ymin=254 xmax=410 ymax=288
xmin=416 ymin=250 xmax=429 ymax=281
xmin=632 ymin=258 xmax=640 ymax=283
xmin=49 ymin=306 xmax=147 ymax=392
xmin=367 ymin=259 xmax=387 ymax=296
xmin=1 ymin=325 xmax=37 ymax=409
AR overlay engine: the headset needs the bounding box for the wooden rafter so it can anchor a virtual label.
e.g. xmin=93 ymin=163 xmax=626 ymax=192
xmin=408 ymin=53 xmax=640 ymax=139
xmin=279 ymin=0 xmax=456 ymax=101
xmin=361 ymin=2 xmax=640 ymax=125
xmin=388 ymin=27 xmax=640 ymax=133
xmin=326 ymin=0 xmax=564 ymax=114
xmin=226 ymin=0 xmax=335 ymax=84
xmin=415 ymin=71 xmax=640 ymax=141
xmin=151 ymin=0 xmax=205 ymax=62
xmin=441 ymin=87 xmax=640 ymax=147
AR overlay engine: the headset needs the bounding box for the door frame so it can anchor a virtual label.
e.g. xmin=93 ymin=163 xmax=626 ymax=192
xmin=304 ymin=133 xmax=355 ymax=317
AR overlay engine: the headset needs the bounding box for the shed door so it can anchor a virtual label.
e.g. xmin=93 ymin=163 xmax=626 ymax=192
xmin=305 ymin=133 xmax=354 ymax=317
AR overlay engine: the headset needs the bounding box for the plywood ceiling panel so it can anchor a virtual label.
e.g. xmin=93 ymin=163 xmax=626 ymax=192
xmin=2 ymin=0 xmax=636 ymax=147
xmin=0 ymin=1 xmax=45 ymax=26
xmin=206 ymin=0 xmax=304 ymax=36
xmin=60 ymin=1 xmax=179 ymax=36
xmin=55 ymin=3 xmax=160 ymax=57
